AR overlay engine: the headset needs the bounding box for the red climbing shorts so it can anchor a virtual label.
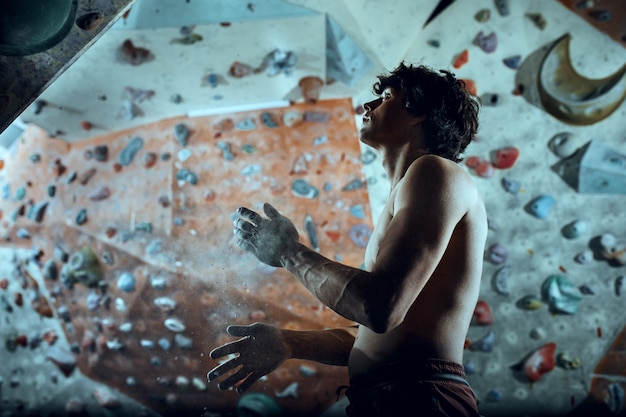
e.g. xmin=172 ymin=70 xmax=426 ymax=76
xmin=339 ymin=358 xmax=480 ymax=417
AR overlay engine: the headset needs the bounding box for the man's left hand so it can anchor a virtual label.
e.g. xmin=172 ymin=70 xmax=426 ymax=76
xmin=232 ymin=203 xmax=299 ymax=267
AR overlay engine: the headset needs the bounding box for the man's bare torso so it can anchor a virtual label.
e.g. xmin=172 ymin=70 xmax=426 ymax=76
xmin=349 ymin=158 xmax=487 ymax=378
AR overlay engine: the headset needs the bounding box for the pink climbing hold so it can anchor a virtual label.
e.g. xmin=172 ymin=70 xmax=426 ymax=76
xmin=492 ymin=146 xmax=520 ymax=169
xmin=522 ymin=342 xmax=557 ymax=383
xmin=473 ymin=300 xmax=493 ymax=325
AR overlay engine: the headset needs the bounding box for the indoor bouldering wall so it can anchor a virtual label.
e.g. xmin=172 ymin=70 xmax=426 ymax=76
xmin=0 ymin=98 xmax=370 ymax=416
xmin=0 ymin=0 xmax=625 ymax=416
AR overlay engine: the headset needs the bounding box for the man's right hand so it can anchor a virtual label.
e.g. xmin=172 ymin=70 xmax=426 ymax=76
xmin=207 ymin=322 xmax=290 ymax=393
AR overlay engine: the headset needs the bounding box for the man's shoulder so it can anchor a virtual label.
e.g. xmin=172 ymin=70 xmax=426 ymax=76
xmin=408 ymin=154 xmax=469 ymax=181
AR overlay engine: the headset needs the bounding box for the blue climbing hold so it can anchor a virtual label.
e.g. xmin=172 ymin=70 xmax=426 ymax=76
xmin=117 ymin=272 xmax=136 ymax=293
xmin=120 ymin=137 xmax=144 ymax=166
xmin=526 ymin=195 xmax=555 ymax=219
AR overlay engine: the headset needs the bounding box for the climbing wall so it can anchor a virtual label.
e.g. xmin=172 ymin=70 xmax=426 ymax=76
xmin=0 ymin=98 xmax=371 ymax=416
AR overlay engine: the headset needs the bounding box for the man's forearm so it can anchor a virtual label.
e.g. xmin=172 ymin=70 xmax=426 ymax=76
xmin=279 ymin=242 xmax=369 ymax=325
xmin=282 ymin=326 xmax=357 ymax=366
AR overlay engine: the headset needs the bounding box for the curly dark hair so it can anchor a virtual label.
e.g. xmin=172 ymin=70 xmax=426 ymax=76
xmin=373 ymin=62 xmax=480 ymax=163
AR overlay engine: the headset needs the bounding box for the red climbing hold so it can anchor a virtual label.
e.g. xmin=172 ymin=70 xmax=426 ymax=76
xmin=465 ymin=156 xmax=482 ymax=169
xmin=523 ymin=342 xmax=557 ymax=382
xmin=473 ymin=300 xmax=493 ymax=325
xmin=475 ymin=160 xmax=494 ymax=178
xmin=492 ymin=146 xmax=519 ymax=169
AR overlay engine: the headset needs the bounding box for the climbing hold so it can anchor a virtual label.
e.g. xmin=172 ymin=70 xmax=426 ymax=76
xmin=217 ymin=141 xmax=235 ymax=160
xmin=473 ymin=31 xmax=497 ymax=53
xmin=282 ymin=111 xmax=302 ymax=127
xmin=526 ymin=195 xmax=555 ymax=219
xmin=304 ymin=111 xmax=330 ymax=124
xmin=291 ymin=179 xmax=319 ymax=199
xmin=15 ymin=186 xmax=26 ymax=200
xmin=261 ymin=112 xmax=279 ymax=128
xmin=526 ymin=13 xmax=547 ymax=30
xmin=461 ymin=78 xmax=477 ymax=95
xmin=548 ymin=132 xmax=580 ymax=158
xmin=561 ymin=219 xmax=587 ymax=239
xmin=117 ymin=272 xmax=135 ymax=293
xmin=579 ymin=282 xmax=596 ymax=295
xmin=241 ymin=164 xmax=262 ymax=176
xmin=236 ymin=393 xmax=282 ymax=417
xmin=258 ymin=49 xmax=298 ymax=77
xmin=91 ymin=146 xmax=107 ymax=163
xmin=494 ymin=0 xmax=510 ymax=16
xmin=487 ymin=390 xmax=503 ymax=402
xmin=235 ymin=118 xmax=256 ymax=130
xmin=348 ymin=224 xmax=372 ymax=248
xmin=475 ymin=160 xmax=494 ymax=178
xmin=119 ymin=137 xmax=143 ymax=166
xmin=513 ymin=342 xmax=556 ymax=383
xmin=61 ymin=246 xmax=103 ymax=289
xmin=491 ymin=146 xmax=519 ymax=169
xmin=342 ymin=178 xmax=364 ymax=191
xmin=304 ymin=215 xmax=319 ymax=251
xmin=121 ymin=39 xmax=152 ymax=66
xmin=541 ymin=275 xmax=583 ymax=314
xmin=481 ymin=93 xmax=500 ymax=106
xmin=174 ymin=123 xmax=190 ymax=147
xmin=599 ymin=233 xmax=626 ymax=265
xmin=76 ymin=12 xmax=104 ymax=31
xmin=427 ymin=39 xmax=440 ymax=48
xmin=176 ymin=169 xmax=199 ymax=185
xmin=349 ymin=205 xmax=366 ymax=219
xmin=290 ymin=154 xmax=308 ymax=175
xmin=171 ymin=93 xmax=183 ymax=103
xmin=453 ymin=49 xmax=469 ymax=69
xmin=574 ymin=249 xmax=593 ymax=264
xmin=473 ymin=300 xmax=493 ymax=325
xmin=589 ymin=10 xmax=611 ymax=22
xmin=503 ymin=55 xmax=522 ymax=69
xmin=492 ymin=265 xmax=512 ymax=296
xmin=538 ymin=34 xmax=626 ymax=125
xmin=517 ymin=295 xmax=543 ymax=310
xmin=143 ymin=152 xmax=157 ymax=168
xmin=76 ymin=209 xmax=88 ymax=225
xmin=486 ymin=243 xmax=508 ymax=265
xmin=606 ymin=382 xmax=624 ymax=414
xmin=27 ymin=201 xmax=48 ymax=223
xmin=501 ymin=177 xmax=521 ymax=194
xmin=475 ymin=9 xmax=491 ymax=22
xmin=46 ymin=346 xmax=77 ymax=377
xmin=299 ymin=76 xmax=324 ymax=103
xmin=556 ymin=352 xmax=582 ymax=370
xmin=551 ymin=140 xmax=626 ymax=195
xmin=616 ymin=276 xmax=624 ymax=296
xmin=79 ymin=168 xmax=97 ymax=185
xmin=164 ymin=318 xmax=186 ymax=333
xmin=471 ymin=330 xmax=495 ymax=352
xmin=229 ymin=61 xmax=254 ymax=78
xmin=530 ymin=327 xmax=546 ymax=340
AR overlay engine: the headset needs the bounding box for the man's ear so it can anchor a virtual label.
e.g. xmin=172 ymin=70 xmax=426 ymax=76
xmin=411 ymin=114 xmax=427 ymax=125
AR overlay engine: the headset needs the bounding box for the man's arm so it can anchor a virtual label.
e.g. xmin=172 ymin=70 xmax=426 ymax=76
xmin=234 ymin=156 xmax=471 ymax=333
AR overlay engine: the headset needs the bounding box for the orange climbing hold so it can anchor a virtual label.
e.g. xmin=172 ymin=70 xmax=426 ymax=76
xmin=460 ymin=78 xmax=477 ymax=95
xmin=453 ymin=49 xmax=469 ymax=69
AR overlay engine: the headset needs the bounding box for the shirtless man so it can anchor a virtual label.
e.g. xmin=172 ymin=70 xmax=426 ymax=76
xmin=208 ymin=62 xmax=487 ymax=417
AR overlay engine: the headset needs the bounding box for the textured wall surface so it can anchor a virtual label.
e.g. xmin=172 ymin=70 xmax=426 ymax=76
xmin=0 ymin=0 xmax=625 ymax=416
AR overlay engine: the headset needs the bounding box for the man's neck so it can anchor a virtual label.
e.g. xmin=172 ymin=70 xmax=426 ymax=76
xmin=381 ymin=145 xmax=430 ymax=191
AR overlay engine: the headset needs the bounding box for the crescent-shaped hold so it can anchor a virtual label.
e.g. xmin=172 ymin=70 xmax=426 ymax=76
xmin=538 ymin=33 xmax=626 ymax=125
